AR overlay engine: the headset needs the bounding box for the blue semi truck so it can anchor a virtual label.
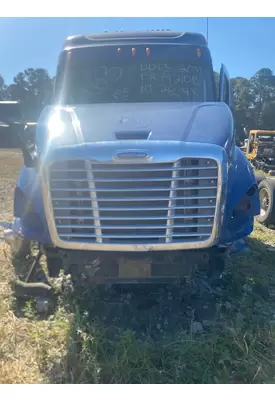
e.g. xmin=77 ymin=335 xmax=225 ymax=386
xmin=3 ymin=31 xmax=261 ymax=283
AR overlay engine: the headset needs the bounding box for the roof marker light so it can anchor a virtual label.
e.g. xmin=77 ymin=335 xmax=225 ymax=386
xmin=146 ymin=47 xmax=151 ymax=56
xmin=132 ymin=47 xmax=136 ymax=56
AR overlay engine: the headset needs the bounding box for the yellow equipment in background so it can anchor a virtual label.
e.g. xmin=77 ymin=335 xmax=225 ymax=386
xmin=245 ymin=130 xmax=275 ymax=172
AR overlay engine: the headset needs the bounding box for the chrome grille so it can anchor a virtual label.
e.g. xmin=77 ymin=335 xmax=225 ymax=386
xmin=49 ymin=158 xmax=219 ymax=245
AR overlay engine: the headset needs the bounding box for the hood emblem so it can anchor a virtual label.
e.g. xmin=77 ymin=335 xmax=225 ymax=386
xmin=114 ymin=150 xmax=151 ymax=161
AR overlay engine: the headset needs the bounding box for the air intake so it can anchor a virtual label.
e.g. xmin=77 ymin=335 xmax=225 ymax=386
xmin=114 ymin=131 xmax=151 ymax=140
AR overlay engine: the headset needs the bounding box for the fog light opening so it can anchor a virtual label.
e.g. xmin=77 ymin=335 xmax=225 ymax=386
xmin=232 ymin=196 xmax=251 ymax=217
xmin=247 ymin=184 xmax=258 ymax=197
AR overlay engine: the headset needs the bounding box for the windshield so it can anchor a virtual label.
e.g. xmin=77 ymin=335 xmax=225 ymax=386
xmin=55 ymin=45 xmax=216 ymax=104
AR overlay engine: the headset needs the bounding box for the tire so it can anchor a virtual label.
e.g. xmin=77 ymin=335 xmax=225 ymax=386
xmin=254 ymin=172 xmax=266 ymax=185
xmin=46 ymin=255 xmax=63 ymax=278
xmin=257 ymin=179 xmax=275 ymax=226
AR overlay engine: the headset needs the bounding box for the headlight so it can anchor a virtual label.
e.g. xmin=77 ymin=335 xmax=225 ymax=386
xmin=48 ymin=112 xmax=66 ymax=140
xmin=47 ymin=108 xmax=80 ymax=145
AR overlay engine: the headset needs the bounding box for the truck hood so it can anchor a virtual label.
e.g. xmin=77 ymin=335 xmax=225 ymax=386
xmin=37 ymin=102 xmax=233 ymax=150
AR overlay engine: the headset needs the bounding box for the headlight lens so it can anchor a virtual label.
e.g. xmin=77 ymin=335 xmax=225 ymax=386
xmin=48 ymin=112 xmax=66 ymax=140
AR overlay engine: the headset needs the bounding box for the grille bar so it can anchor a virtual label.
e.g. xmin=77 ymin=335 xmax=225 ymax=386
xmin=50 ymin=185 xmax=217 ymax=192
xmin=51 ymin=166 xmax=218 ymax=173
xmin=53 ymin=204 xmax=216 ymax=211
xmin=56 ymin=223 xmax=213 ymax=229
xmin=51 ymin=175 xmax=218 ymax=183
xmin=52 ymin=195 xmax=216 ymax=202
xmin=59 ymin=232 xmax=210 ymax=239
xmin=54 ymin=213 xmax=215 ymax=220
xmin=51 ymin=185 xmax=216 ymax=192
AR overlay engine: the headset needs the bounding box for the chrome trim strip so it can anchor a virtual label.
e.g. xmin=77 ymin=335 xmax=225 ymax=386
xmin=51 ymin=165 xmax=218 ymax=173
xmin=54 ymin=213 xmax=215 ymax=221
xmin=56 ymin=223 xmax=213 ymax=230
xmin=51 ymin=195 xmax=216 ymax=201
xmin=51 ymin=184 xmax=217 ymax=192
xmin=59 ymin=232 xmax=210 ymax=239
xmin=84 ymin=160 xmax=102 ymax=243
xmin=166 ymin=160 xmax=180 ymax=242
xmin=51 ymin=175 xmax=218 ymax=183
xmin=53 ymin=204 xmax=217 ymax=211
xmin=41 ymin=141 xmax=227 ymax=252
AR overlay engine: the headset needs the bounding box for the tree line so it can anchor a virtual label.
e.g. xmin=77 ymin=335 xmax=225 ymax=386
xmin=0 ymin=69 xmax=54 ymax=122
xmin=1 ymin=67 xmax=275 ymax=133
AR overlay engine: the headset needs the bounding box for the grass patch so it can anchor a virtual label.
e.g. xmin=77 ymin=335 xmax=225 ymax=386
xmin=1 ymin=223 xmax=275 ymax=384
xmin=1 ymin=150 xmax=275 ymax=383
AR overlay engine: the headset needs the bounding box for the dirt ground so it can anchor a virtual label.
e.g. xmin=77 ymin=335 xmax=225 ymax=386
xmin=0 ymin=149 xmax=22 ymax=223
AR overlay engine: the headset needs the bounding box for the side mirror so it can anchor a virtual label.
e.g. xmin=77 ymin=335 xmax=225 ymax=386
xmin=9 ymin=121 xmax=38 ymax=168
xmin=235 ymin=126 xmax=249 ymax=146
xmin=24 ymin=123 xmax=37 ymax=148
xmin=234 ymin=130 xmax=243 ymax=146
xmin=20 ymin=141 xmax=38 ymax=169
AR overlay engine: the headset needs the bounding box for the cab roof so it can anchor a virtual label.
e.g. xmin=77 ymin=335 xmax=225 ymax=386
xmin=63 ymin=30 xmax=208 ymax=50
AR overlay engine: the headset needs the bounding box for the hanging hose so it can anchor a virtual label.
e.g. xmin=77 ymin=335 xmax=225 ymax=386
xmin=12 ymin=250 xmax=53 ymax=299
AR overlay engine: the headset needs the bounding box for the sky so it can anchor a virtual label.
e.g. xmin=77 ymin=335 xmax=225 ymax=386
xmin=0 ymin=17 xmax=275 ymax=84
